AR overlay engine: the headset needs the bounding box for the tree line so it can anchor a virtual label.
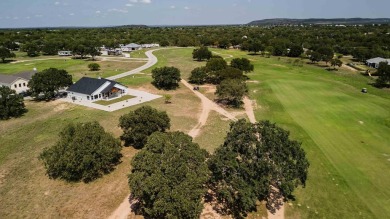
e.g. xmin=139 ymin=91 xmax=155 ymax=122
xmin=0 ymin=25 xmax=389 ymax=60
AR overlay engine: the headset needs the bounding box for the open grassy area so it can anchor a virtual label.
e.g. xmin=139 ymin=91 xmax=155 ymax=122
xmin=209 ymin=49 xmax=390 ymax=218
xmin=0 ymin=58 xmax=146 ymax=81
xmin=0 ymin=48 xmax=204 ymax=218
xmin=2 ymin=47 xmax=389 ymax=219
xmin=0 ymin=83 xmax=201 ymax=218
xmin=144 ymin=47 xmax=204 ymax=79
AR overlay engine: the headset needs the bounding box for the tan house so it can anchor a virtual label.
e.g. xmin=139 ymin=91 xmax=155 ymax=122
xmin=0 ymin=71 xmax=36 ymax=94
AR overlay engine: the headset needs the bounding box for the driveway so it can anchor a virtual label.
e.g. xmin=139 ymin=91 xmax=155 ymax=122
xmin=106 ymin=49 xmax=159 ymax=80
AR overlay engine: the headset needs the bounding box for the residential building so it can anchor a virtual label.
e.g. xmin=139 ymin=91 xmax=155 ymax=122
xmin=66 ymin=77 xmax=128 ymax=101
xmin=0 ymin=71 xmax=36 ymax=94
xmin=120 ymin=43 xmax=142 ymax=52
xmin=366 ymin=57 xmax=390 ymax=68
xmin=58 ymin=51 xmax=72 ymax=56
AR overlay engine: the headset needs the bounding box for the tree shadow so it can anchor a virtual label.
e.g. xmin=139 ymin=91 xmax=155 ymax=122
xmin=265 ymin=186 xmax=284 ymax=214
xmin=0 ymin=59 xmax=17 ymax=64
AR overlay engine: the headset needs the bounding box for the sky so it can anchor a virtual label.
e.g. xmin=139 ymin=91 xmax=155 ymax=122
xmin=0 ymin=0 xmax=389 ymax=28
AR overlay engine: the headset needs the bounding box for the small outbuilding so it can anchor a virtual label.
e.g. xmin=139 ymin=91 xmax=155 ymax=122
xmin=67 ymin=77 xmax=128 ymax=101
xmin=120 ymin=43 xmax=142 ymax=52
xmin=58 ymin=51 xmax=72 ymax=56
xmin=366 ymin=57 xmax=390 ymax=68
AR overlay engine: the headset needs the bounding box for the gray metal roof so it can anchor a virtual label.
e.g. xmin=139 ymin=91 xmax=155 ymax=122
xmin=366 ymin=57 xmax=390 ymax=64
xmin=67 ymin=77 xmax=125 ymax=95
xmin=0 ymin=71 xmax=36 ymax=85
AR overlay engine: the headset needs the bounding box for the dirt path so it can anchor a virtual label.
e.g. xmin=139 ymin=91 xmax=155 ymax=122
xmin=243 ymin=97 xmax=285 ymax=219
xmin=183 ymin=80 xmax=237 ymax=138
xmin=212 ymin=51 xmax=233 ymax=59
xmin=342 ymin=64 xmax=358 ymax=72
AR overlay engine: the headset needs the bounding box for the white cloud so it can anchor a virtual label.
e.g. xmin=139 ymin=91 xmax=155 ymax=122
xmin=184 ymin=6 xmax=190 ymax=10
xmin=108 ymin=8 xmax=128 ymax=13
xmin=35 ymin=14 xmax=43 ymax=17
xmin=96 ymin=10 xmax=101 ymax=14
xmin=26 ymin=16 xmax=31 ymax=19
xmin=140 ymin=0 xmax=151 ymax=3
xmin=170 ymin=5 xmax=175 ymax=9
xmin=129 ymin=0 xmax=138 ymax=3
xmin=126 ymin=3 xmax=133 ymax=7
xmin=13 ymin=17 xmax=19 ymax=20
xmin=69 ymin=13 xmax=75 ymax=16
xmin=54 ymin=2 xmax=60 ymax=5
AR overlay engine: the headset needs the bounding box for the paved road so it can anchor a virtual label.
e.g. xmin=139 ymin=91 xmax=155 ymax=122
xmin=106 ymin=49 xmax=160 ymax=80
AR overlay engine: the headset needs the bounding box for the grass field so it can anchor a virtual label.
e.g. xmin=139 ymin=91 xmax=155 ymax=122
xmin=144 ymin=47 xmax=204 ymax=79
xmin=1 ymin=48 xmax=389 ymax=218
xmin=208 ymin=49 xmax=390 ymax=218
xmin=0 ymin=54 xmax=146 ymax=81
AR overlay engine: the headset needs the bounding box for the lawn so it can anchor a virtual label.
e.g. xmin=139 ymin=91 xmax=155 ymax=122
xmin=0 ymin=58 xmax=146 ymax=81
xmin=144 ymin=47 xmax=204 ymax=79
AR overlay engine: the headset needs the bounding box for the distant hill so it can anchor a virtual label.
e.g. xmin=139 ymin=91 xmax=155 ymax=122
xmin=248 ymin=18 xmax=390 ymax=26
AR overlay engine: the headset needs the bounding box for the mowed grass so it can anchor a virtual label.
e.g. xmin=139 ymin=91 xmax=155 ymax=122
xmin=0 ymin=57 xmax=146 ymax=81
xmin=209 ymin=48 xmax=390 ymax=218
xmin=144 ymin=47 xmax=204 ymax=79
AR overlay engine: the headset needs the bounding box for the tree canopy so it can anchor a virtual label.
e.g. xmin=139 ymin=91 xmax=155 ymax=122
xmin=128 ymin=131 xmax=209 ymax=219
xmin=189 ymin=66 xmax=208 ymax=85
xmin=0 ymin=86 xmax=27 ymax=120
xmin=192 ymin=46 xmax=212 ymax=61
xmin=151 ymin=66 xmax=181 ymax=90
xmin=207 ymin=120 xmax=309 ymax=218
xmin=288 ymin=45 xmax=304 ymax=57
xmin=206 ymin=57 xmax=228 ymax=72
xmin=39 ymin=121 xmax=122 ymax=183
xmin=0 ymin=47 xmax=16 ymax=63
xmin=209 ymin=67 xmax=245 ymax=85
xmin=88 ymin=63 xmax=100 ymax=71
xmin=119 ymin=106 xmax=171 ymax=148
xmin=215 ymin=78 xmax=247 ymax=107
xmin=230 ymin=58 xmax=254 ymax=73
xmin=376 ymin=62 xmax=390 ymax=87
xmin=28 ymin=68 xmax=73 ymax=100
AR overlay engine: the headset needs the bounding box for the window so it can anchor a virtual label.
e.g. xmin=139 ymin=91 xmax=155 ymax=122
xmin=14 ymin=84 xmax=17 ymax=88
xmin=19 ymin=84 xmax=21 ymax=87
xmin=23 ymin=83 xmax=26 ymax=87
xmin=87 ymin=96 xmax=90 ymax=100
xmin=94 ymin=95 xmax=98 ymax=99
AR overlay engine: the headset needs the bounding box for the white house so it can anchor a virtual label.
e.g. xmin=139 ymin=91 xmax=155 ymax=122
xmin=0 ymin=71 xmax=36 ymax=94
xmin=366 ymin=57 xmax=390 ymax=68
xmin=58 ymin=51 xmax=72 ymax=56
xmin=67 ymin=77 xmax=128 ymax=102
xmin=120 ymin=43 xmax=142 ymax=52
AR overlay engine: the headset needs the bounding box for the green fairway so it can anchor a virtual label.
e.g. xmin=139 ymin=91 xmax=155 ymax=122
xmin=234 ymin=51 xmax=390 ymax=218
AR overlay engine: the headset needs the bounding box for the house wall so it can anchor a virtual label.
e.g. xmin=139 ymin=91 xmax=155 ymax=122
xmin=10 ymin=78 xmax=29 ymax=93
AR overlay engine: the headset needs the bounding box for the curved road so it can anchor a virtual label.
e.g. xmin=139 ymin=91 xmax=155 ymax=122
xmin=106 ymin=49 xmax=160 ymax=80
